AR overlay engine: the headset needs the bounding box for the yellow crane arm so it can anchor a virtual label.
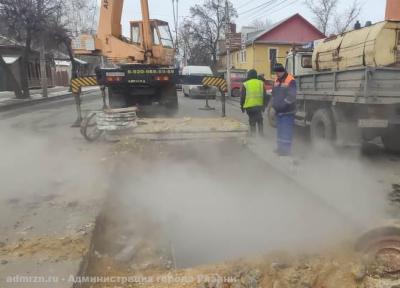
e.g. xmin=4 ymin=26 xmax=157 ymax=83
xmin=74 ymin=0 xmax=174 ymax=65
xmin=98 ymin=0 xmax=124 ymax=40
xmin=98 ymin=0 xmax=153 ymax=52
xmin=140 ymin=0 xmax=153 ymax=53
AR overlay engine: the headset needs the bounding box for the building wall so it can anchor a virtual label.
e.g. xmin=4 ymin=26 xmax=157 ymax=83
xmin=228 ymin=43 xmax=291 ymax=80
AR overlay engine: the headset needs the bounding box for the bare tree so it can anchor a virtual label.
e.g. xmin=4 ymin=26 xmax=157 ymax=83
xmin=64 ymin=0 xmax=98 ymax=36
xmin=178 ymin=19 xmax=210 ymax=66
xmin=304 ymin=0 xmax=338 ymax=35
xmin=333 ymin=0 xmax=362 ymax=34
xmin=0 ymin=0 xmax=64 ymax=98
xmin=250 ymin=18 xmax=273 ymax=31
xmin=49 ymin=24 xmax=78 ymax=79
xmin=188 ymin=0 xmax=237 ymax=67
xmin=304 ymin=0 xmax=362 ymax=35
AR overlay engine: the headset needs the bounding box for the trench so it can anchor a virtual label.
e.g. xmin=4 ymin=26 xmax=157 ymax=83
xmin=78 ymin=138 xmax=371 ymax=288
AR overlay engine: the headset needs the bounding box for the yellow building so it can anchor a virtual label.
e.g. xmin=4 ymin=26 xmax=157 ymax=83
xmin=220 ymin=14 xmax=325 ymax=80
xmin=229 ymin=43 xmax=292 ymax=79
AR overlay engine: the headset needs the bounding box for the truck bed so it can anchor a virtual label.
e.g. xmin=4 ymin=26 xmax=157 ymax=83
xmin=297 ymin=67 xmax=400 ymax=104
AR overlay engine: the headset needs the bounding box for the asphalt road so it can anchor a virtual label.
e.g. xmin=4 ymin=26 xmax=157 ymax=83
xmin=0 ymin=89 xmax=399 ymax=275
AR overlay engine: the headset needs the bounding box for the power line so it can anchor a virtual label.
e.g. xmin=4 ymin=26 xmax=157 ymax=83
xmin=239 ymin=0 xmax=278 ymax=16
xmin=268 ymin=0 xmax=297 ymax=15
xmin=246 ymin=0 xmax=295 ymax=23
xmin=236 ymin=0 xmax=264 ymax=11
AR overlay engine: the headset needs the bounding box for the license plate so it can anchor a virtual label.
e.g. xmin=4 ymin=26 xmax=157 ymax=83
xmin=358 ymin=119 xmax=389 ymax=128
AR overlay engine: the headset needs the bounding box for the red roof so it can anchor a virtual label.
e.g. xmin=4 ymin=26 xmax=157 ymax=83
xmin=248 ymin=14 xmax=325 ymax=45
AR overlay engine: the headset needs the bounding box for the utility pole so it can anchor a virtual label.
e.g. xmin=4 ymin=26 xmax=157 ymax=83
xmin=38 ymin=0 xmax=48 ymax=98
xmin=40 ymin=36 xmax=48 ymax=98
xmin=172 ymin=0 xmax=179 ymax=48
xmin=223 ymin=0 xmax=231 ymax=117
xmin=176 ymin=0 xmax=179 ymax=46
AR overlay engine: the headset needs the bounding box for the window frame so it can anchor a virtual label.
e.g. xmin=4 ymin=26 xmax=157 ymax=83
xmin=268 ymin=47 xmax=279 ymax=74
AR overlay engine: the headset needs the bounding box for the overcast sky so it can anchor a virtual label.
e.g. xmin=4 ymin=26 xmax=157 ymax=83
xmin=117 ymin=0 xmax=386 ymax=36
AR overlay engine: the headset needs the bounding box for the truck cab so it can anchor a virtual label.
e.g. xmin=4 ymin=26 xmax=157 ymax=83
xmin=285 ymin=48 xmax=314 ymax=76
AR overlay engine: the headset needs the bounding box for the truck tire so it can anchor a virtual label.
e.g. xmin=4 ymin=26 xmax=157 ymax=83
xmin=382 ymin=130 xmax=400 ymax=153
xmin=310 ymin=109 xmax=336 ymax=143
xmin=108 ymin=88 xmax=127 ymax=108
xmin=267 ymin=103 xmax=277 ymax=128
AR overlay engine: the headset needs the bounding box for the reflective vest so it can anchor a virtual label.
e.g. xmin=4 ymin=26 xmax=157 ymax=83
xmin=243 ymin=79 xmax=264 ymax=109
xmin=274 ymin=73 xmax=295 ymax=88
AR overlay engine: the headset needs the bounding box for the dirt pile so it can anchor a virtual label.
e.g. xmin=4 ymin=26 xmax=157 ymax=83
xmin=0 ymin=233 xmax=91 ymax=263
xmin=84 ymin=245 xmax=399 ymax=288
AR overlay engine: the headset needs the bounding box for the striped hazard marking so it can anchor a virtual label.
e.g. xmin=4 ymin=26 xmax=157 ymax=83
xmin=71 ymin=76 xmax=98 ymax=93
xmin=202 ymin=76 xmax=227 ymax=92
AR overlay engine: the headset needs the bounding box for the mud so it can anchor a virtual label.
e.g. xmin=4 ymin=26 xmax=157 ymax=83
xmin=0 ymin=233 xmax=91 ymax=263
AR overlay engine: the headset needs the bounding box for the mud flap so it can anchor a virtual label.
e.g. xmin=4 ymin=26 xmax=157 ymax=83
xmin=331 ymin=107 xmax=361 ymax=147
xmin=335 ymin=122 xmax=362 ymax=147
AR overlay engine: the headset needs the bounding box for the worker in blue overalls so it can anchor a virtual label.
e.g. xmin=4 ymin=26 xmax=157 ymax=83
xmin=272 ymin=63 xmax=297 ymax=156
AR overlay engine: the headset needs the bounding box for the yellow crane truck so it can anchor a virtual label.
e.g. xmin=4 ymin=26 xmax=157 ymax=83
xmin=73 ymin=0 xmax=178 ymax=111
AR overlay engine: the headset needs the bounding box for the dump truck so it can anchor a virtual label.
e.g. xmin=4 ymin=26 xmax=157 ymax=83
xmin=72 ymin=0 xmax=178 ymax=111
xmin=277 ymin=20 xmax=400 ymax=152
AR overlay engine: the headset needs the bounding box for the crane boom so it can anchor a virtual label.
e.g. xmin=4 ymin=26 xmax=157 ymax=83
xmin=98 ymin=0 xmax=123 ymax=39
xmin=140 ymin=0 xmax=153 ymax=53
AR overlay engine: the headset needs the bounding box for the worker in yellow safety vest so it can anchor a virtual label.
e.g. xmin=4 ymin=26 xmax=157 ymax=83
xmin=241 ymin=69 xmax=269 ymax=136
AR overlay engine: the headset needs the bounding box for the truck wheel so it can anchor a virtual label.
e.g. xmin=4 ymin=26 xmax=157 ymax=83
xmin=108 ymin=88 xmax=127 ymax=108
xmin=310 ymin=109 xmax=336 ymax=143
xmin=267 ymin=103 xmax=277 ymax=128
xmin=382 ymin=131 xmax=400 ymax=153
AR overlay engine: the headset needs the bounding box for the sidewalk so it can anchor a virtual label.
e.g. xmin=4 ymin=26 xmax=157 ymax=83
xmin=0 ymin=86 xmax=99 ymax=112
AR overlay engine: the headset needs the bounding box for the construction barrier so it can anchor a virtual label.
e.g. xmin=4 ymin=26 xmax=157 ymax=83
xmin=70 ymin=76 xmax=102 ymax=128
xmin=70 ymin=76 xmax=98 ymax=93
xmin=202 ymin=76 xmax=227 ymax=92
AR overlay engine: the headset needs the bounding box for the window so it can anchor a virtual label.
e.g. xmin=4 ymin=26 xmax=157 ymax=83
xmin=241 ymin=50 xmax=247 ymax=63
xmin=301 ymin=55 xmax=312 ymax=68
xmin=153 ymin=26 xmax=160 ymax=45
xmin=131 ymin=24 xmax=141 ymax=44
xmin=158 ymin=24 xmax=174 ymax=48
xmin=269 ymin=48 xmax=278 ymax=74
